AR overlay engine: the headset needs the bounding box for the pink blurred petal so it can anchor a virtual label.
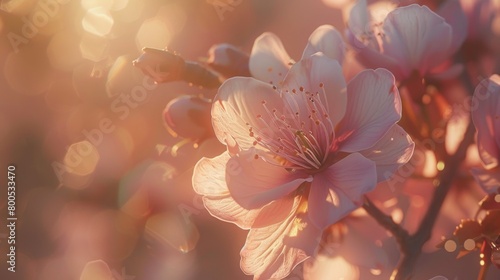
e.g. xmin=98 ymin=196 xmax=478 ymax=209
xmin=337 ymin=215 xmax=391 ymax=271
xmin=308 ymin=153 xmax=377 ymax=229
xmin=471 ymin=167 xmax=500 ymax=194
xmin=337 ymin=68 xmax=402 ymax=152
xmin=437 ymin=0 xmax=468 ymax=54
xmin=347 ymin=0 xmax=377 ymax=50
xmin=471 ymin=75 xmax=500 ymax=169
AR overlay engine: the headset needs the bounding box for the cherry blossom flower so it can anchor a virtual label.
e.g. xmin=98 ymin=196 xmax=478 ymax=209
xmin=471 ymin=75 xmax=500 ymax=194
xmin=193 ymin=49 xmax=414 ymax=279
xmin=346 ymin=1 xmax=467 ymax=82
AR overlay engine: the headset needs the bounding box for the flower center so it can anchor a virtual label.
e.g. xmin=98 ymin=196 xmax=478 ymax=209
xmin=247 ymin=83 xmax=336 ymax=170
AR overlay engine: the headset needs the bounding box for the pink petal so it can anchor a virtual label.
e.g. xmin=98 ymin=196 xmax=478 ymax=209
xmin=347 ymin=0 xmax=373 ymax=49
xmin=212 ymin=77 xmax=284 ymax=151
xmin=361 ymin=125 xmax=415 ymax=182
xmin=382 ymin=5 xmax=453 ymax=78
xmin=308 ymin=153 xmax=377 ymax=229
xmin=346 ymin=0 xmax=404 ymax=79
xmin=349 ymin=39 xmax=403 ymax=79
xmin=193 ymin=152 xmax=297 ymax=229
xmin=252 ymin=197 xmax=298 ymax=228
xmin=193 ymin=152 xmax=259 ymax=228
xmin=437 ymin=0 xmax=468 ymax=54
xmin=471 ymin=75 xmax=500 ymax=169
xmin=249 ymin=32 xmax=292 ymax=85
xmin=241 ymin=196 xmax=323 ymax=280
xmin=347 ymin=0 xmax=396 ymax=52
xmin=193 ymin=152 xmax=232 ymax=197
xmin=282 ymin=53 xmax=347 ymax=127
xmin=226 ymin=151 xmax=312 ymax=209
xmin=334 ymin=215 xmax=391 ymax=270
xmin=471 ymin=167 xmax=500 ymax=194
xmin=337 ymin=68 xmax=402 ymax=153
xmin=348 ymin=33 xmax=404 ymax=79
xmin=302 ymin=25 xmax=346 ymax=64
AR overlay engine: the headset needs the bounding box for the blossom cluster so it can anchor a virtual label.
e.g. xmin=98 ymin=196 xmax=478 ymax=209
xmin=132 ymin=0 xmax=500 ymax=279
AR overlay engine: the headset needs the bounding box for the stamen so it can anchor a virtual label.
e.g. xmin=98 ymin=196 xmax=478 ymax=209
xmin=247 ymin=82 xmax=336 ymax=170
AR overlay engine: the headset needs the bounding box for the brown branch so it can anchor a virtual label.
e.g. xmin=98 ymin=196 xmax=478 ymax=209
xmin=392 ymin=121 xmax=475 ymax=280
xmin=362 ymin=197 xmax=410 ymax=247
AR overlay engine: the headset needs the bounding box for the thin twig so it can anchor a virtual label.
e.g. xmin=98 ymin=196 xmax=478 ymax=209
xmin=362 ymin=197 xmax=410 ymax=246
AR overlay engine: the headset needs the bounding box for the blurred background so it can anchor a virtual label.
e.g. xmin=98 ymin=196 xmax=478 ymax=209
xmin=0 ymin=1 xmax=345 ymax=279
xmin=0 ymin=0 xmax=499 ymax=279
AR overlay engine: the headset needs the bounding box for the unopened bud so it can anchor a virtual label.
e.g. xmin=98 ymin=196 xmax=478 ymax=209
xmin=133 ymin=48 xmax=222 ymax=89
xmin=133 ymin=48 xmax=185 ymax=83
xmin=163 ymin=95 xmax=213 ymax=141
xmin=207 ymin=43 xmax=250 ymax=77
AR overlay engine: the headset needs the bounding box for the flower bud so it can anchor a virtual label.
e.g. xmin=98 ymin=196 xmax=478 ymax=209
xmin=163 ymin=95 xmax=213 ymax=141
xmin=133 ymin=48 xmax=221 ymax=88
xmin=207 ymin=43 xmax=250 ymax=77
xmin=133 ymin=48 xmax=185 ymax=84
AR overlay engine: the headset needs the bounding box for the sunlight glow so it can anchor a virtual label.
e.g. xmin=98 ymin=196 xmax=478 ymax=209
xmin=463 ymin=239 xmax=476 ymax=251
xmin=82 ymin=7 xmax=114 ymax=37
xmin=135 ymin=18 xmax=171 ymax=52
xmin=145 ymin=212 xmax=200 ymax=253
xmin=306 ymin=255 xmax=359 ymax=280
xmin=64 ymin=140 xmax=99 ymax=176
xmin=444 ymin=240 xmax=457 ymax=252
